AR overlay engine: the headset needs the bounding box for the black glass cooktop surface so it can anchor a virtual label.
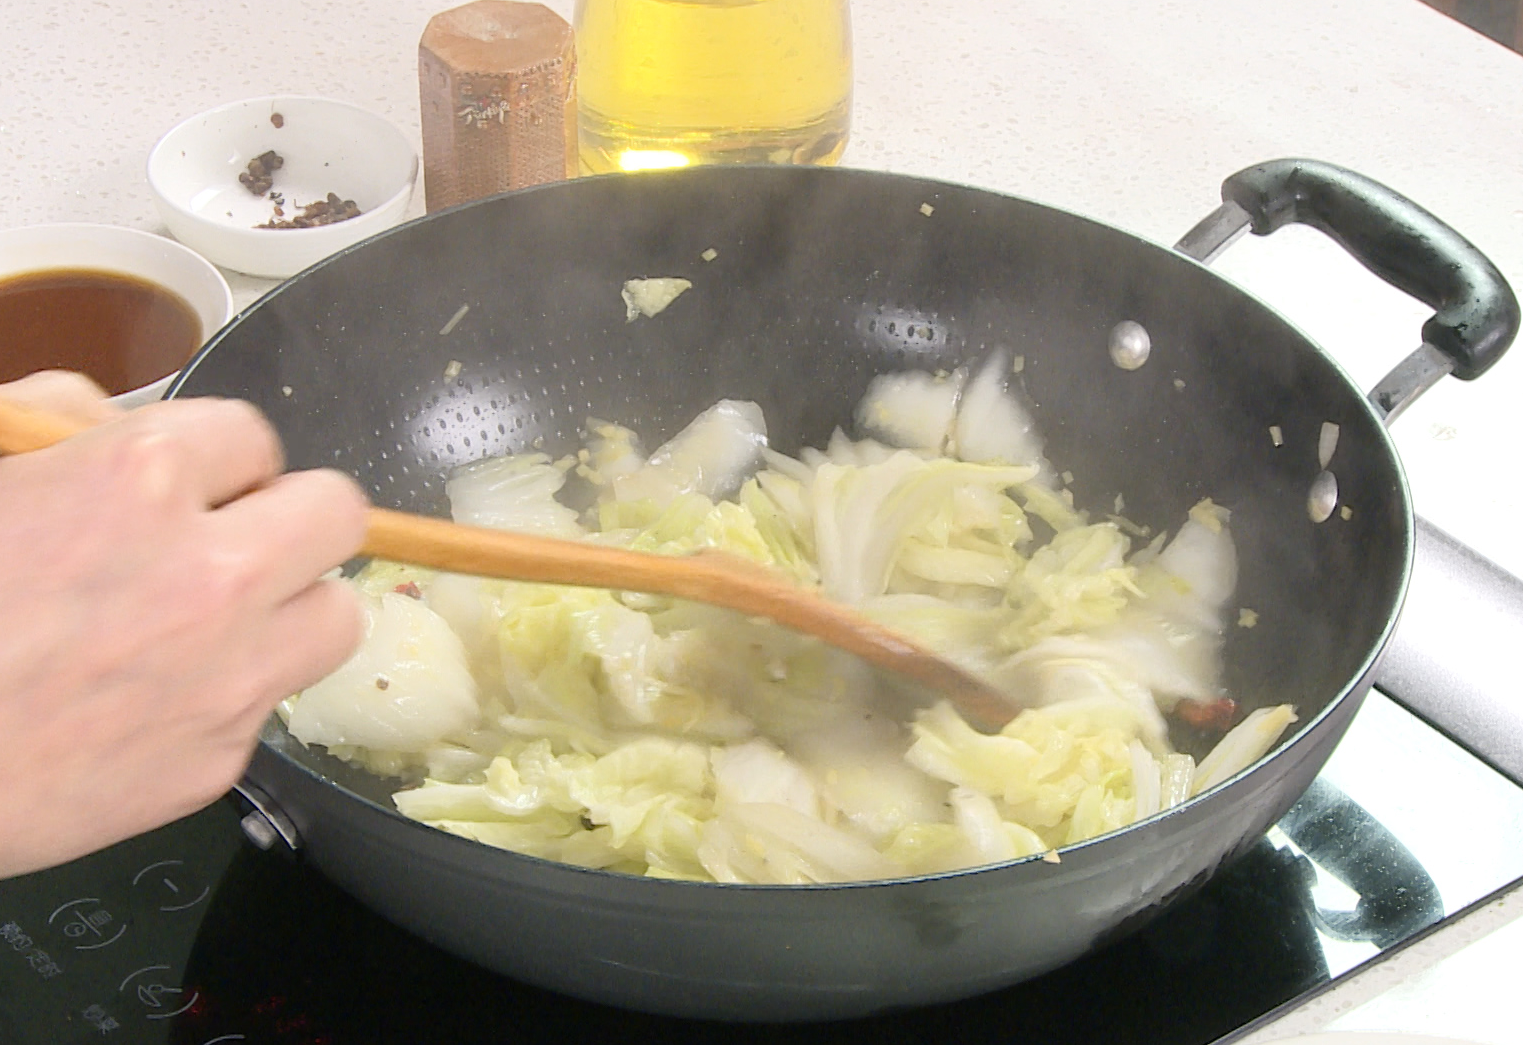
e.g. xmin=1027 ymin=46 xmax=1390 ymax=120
xmin=5 ymin=691 xmax=1523 ymax=1045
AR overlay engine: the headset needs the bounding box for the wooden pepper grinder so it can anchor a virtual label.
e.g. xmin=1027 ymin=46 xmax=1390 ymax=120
xmin=418 ymin=1 xmax=577 ymax=211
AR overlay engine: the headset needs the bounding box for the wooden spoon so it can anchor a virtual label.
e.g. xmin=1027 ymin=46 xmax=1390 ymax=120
xmin=0 ymin=397 xmax=1015 ymax=730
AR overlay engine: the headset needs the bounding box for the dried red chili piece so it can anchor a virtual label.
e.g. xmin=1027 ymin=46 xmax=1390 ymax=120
xmin=393 ymin=582 xmax=423 ymax=600
xmin=1174 ymin=697 xmax=1239 ymax=731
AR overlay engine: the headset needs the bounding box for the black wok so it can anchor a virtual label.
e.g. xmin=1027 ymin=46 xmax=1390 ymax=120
xmin=172 ymin=159 xmax=1518 ymax=1021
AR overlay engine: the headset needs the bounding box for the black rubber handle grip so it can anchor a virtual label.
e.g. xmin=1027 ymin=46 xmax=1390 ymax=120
xmin=1222 ymin=159 xmax=1520 ymax=380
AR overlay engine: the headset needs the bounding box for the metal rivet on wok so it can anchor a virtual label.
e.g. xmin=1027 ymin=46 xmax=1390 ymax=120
xmin=1108 ymin=320 xmax=1151 ymax=370
xmin=239 ymin=810 xmax=280 ymax=850
xmin=1308 ymin=470 xmax=1339 ymax=523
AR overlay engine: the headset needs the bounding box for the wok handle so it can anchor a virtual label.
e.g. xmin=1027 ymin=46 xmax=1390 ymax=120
xmin=1220 ymin=158 xmax=1520 ymax=382
xmin=1275 ymin=777 xmax=1445 ymax=948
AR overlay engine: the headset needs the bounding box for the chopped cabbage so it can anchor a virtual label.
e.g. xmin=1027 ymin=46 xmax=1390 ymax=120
xmin=1192 ymin=705 xmax=1299 ymax=794
xmin=609 ymin=400 xmax=767 ymax=507
xmin=951 ymin=352 xmax=1046 ymax=471
xmin=712 ymin=739 xmax=822 ymax=817
xmin=698 ymin=803 xmax=901 ymax=884
xmin=286 ymin=592 xmax=480 ymax=752
xmin=855 ymin=368 xmax=966 ymax=452
xmin=812 ymin=454 xmax=1037 ymax=604
xmin=446 ymin=453 xmax=584 ymax=538
xmin=286 ymin=356 xmax=1298 ymax=884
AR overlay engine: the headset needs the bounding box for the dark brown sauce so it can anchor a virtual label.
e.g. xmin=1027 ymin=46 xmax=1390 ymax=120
xmin=0 ymin=268 xmax=203 ymax=395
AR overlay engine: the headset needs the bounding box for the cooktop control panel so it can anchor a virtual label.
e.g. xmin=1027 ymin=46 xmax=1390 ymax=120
xmin=0 ymin=807 xmax=243 ymax=1044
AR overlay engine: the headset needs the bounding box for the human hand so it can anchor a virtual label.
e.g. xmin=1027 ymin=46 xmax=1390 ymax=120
xmin=0 ymin=372 xmax=368 ymax=878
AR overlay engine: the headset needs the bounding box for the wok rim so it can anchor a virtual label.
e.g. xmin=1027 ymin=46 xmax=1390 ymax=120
xmin=179 ymin=163 xmax=1417 ymax=892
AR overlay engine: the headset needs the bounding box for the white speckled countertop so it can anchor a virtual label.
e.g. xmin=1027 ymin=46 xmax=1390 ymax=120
xmin=5 ymin=0 xmax=1523 ymax=1039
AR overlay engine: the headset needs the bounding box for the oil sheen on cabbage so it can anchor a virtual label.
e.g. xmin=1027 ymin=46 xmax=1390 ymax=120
xmin=574 ymin=0 xmax=853 ymax=174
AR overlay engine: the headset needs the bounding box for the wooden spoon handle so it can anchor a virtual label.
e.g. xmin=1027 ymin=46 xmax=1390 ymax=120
xmin=0 ymin=398 xmax=90 ymax=452
xmin=365 ymin=507 xmax=1013 ymax=727
xmin=0 ymin=396 xmax=1015 ymax=729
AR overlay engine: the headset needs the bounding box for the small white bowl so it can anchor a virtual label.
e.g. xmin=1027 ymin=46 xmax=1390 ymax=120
xmin=0 ymin=223 xmax=235 ymax=407
xmin=147 ymin=95 xmax=419 ymax=279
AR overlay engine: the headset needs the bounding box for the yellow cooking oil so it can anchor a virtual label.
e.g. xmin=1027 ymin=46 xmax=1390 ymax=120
xmin=573 ymin=0 xmax=853 ymax=175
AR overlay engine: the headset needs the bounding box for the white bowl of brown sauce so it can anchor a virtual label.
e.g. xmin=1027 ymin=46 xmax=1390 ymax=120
xmin=147 ymin=96 xmax=419 ymax=279
xmin=0 ymin=224 xmax=235 ymax=408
